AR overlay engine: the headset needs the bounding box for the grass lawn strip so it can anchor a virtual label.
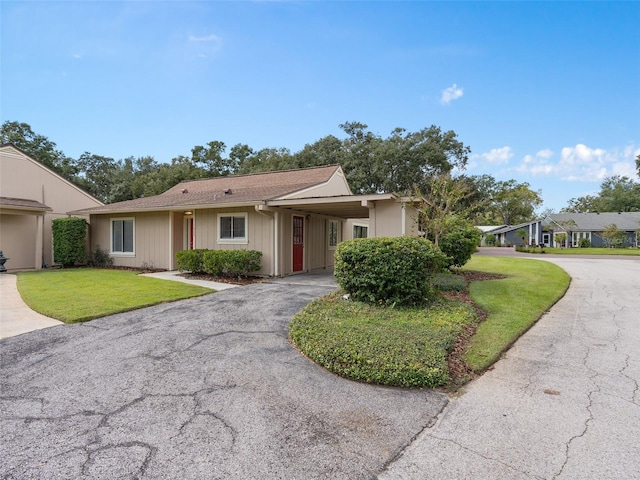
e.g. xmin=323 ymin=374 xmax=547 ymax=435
xmin=290 ymin=293 xmax=476 ymax=388
xmin=461 ymin=256 xmax=570 ymax=373
xmin=524 ymin=247 xmax=640 ymax=256
xmin=17 ymin=268 xmax=212 ymax=323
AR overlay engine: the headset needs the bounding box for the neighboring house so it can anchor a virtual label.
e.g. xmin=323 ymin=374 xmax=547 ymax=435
xmin=71 ymin=165 xmax=420 ymax=276
xmin=483 ymin=212 xmax=640 ymax=248
xmin=485 ymin=221 xmax=543 ymax=247
xmin=476 ymin=225 xmax=506 ymax=246
xmin=543 ymin=212 xmax=640 ymax=248
xmin=0 ymin=144 xmax=104 ymax=271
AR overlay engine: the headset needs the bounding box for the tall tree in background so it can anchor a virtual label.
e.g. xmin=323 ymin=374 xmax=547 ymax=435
xmin=491 ymin=179 xmax=543 ymax=224
xmin=0 ymin=121 xmax=77 ymax=178
xmin=464 ymin=175 xmax=543 ymax=225
xmin=564 ymin=176 xmax=640 ymax=212
xmin=3 ymin=120 xmax=542 ymax=223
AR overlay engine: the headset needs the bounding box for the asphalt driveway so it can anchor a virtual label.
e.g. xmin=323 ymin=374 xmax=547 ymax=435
xmin=1 ymin=279 xmax=447 ymax=479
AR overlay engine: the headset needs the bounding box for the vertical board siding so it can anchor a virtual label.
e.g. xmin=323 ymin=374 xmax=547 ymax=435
xmin=193 ymin=208 xmax=274 ymax=276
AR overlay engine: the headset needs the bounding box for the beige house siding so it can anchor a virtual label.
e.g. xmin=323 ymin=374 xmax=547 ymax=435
xmin=369 ymin=200 xmax=419 ymax=238
xmin=0 ymin=145 xmax=103 ymax=270
xmin=193 ymin=207 xmax=274 ymax=276
xmin=91 ymin=212 xmax=170 ymax=269
xmin=0 ymin=214 xmax=37 ymax=270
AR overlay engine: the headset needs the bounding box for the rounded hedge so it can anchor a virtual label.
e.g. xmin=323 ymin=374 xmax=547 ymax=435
xmin=334 ymin=236 xmax=448 ymax=306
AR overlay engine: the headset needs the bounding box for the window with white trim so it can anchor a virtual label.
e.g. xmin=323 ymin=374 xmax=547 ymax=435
xmin=218 ymin=213 xmax=248 ymax=244
xmin=328 ymin=220 xmax=338 ymax=249
xmin=353 ymin=224 xmax=368 ymax=239
xmin=111 ymin=218 xmax=134 ymax=254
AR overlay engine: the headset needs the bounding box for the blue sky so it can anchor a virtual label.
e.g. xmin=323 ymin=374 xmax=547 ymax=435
xmin=2 ymin=1 xmax=639 ymax=211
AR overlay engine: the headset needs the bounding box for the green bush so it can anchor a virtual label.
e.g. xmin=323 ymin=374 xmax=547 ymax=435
xmin=177 ymin=249 xmax=262 ymax=277
xmin=176 ymin=249 xmax=207 ymax=273
xmin=334 ymin=236 xmax=448 ymax=306
xmin=52 ymin=217 xmax=87 ymax=267
xmin=579 ymin=238 xmax=591 ymax=248
xmin=484 ymin=234 xmax=497 ymax=246
xmin=439 ymin=226 xmax=481 ymax=268
xmin=87 ymin=247 xmax=113 ymax=268
xmin=433 ymin=272 xmax=466 ymax=292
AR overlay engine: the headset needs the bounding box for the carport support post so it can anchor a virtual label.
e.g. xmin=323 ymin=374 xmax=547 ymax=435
xmin=362 ymin=200 xmax=376 ymax=237
xmin=35 ymin=214 xmax=44 ymax=270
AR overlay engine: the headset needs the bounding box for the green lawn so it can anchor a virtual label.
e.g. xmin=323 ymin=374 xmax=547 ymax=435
xmin=462 ymin=256 xmax=570 ymax=372
xmin=538 ymin=247 xmax=640 ymax=256
xmin=290 ymin=293 xmax=476 ymax=388
xmin=17 ymin=268 xmax=212 ymax=323
xmin=290 ymin=255 xmax=570 ymax=388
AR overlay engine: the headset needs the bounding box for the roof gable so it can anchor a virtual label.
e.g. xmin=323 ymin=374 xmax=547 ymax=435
xmin=0 ymin=144 xmax=103 ymax=207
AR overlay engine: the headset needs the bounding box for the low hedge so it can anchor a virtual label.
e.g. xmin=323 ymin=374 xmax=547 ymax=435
xmin=176 ymin=249 xmax=262 ymax=277
xmin=334 ymin=236 xmax=449 ymax=306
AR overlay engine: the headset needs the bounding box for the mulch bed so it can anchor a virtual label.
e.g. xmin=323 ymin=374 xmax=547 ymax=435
xmin=442 ymin=270 xmax=506 ymax=386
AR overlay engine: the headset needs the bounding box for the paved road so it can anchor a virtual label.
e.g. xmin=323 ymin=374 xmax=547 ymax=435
xmin=1 ymin=279 xmax=447 ymax=479
xmin=380 ymin=255 xmax=640 ymax=479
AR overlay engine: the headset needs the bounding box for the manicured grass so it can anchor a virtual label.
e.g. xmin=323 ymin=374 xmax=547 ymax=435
xmin=461 ymin=256 xmax=570 ymax=372
xmin=290 ymin=256 xmax=570 ymax=388
xmin=538 ymin=247 xmax=640 ymax=256
xmin=290 ymin=293 xmax=476 ymax=388
xmin=17 ymin=269 xmax=212 ymax=323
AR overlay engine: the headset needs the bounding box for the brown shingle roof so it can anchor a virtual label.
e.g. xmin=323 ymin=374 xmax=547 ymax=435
xmin=71 ymin=165 xmax=341 ymax=214
xmin=0 ymin=196 xmax=52 ymax=211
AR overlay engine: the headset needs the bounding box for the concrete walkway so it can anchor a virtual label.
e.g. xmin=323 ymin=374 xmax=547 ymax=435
xmin=139 ymin=270 xmax=240 ymax=290
xmin=0 ymin=274 xmax=63 ymax=339
xmin=380 ymin=255 xmax=640 ymax=479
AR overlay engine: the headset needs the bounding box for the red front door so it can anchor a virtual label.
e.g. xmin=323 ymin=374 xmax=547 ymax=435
xmin=293 ymin=216 xmax=304 ymax=272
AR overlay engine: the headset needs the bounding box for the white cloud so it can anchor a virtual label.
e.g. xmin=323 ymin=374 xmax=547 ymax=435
xmin=480 ymin=146 xmax=513 ymax=165
xmin=515 ymin=143 xmax=639 ymax=182
xmin=536 ymin=149 xmax=553 ymax=159
xmin=185 ymin=33 xmax=223 ymax=59
xmin=188 ymin=34 xmax=222 ymax=43
xmin=440 ymin=84 xmax=463 ymax=105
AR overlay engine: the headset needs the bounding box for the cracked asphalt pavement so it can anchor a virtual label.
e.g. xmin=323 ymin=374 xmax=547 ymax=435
xmin=1 ymin=280 xmax=447 ymax=479
xmin=2 ymin=256 xmax=639 ymax=479
xmin=380 ymin=256 xmax=640 ymax=479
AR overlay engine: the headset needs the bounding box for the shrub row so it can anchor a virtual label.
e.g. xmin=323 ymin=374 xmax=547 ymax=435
xmin=334 ymin=236 xmax=449 ymax=306
xmin=176 ymin=249 xmax=262 ymax=277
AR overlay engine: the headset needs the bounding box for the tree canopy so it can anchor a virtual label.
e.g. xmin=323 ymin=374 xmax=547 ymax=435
xmin=3 ymin=120 xmax=543 ymax=228
xmin=563 ymin=176 xmax=640 ymax=213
